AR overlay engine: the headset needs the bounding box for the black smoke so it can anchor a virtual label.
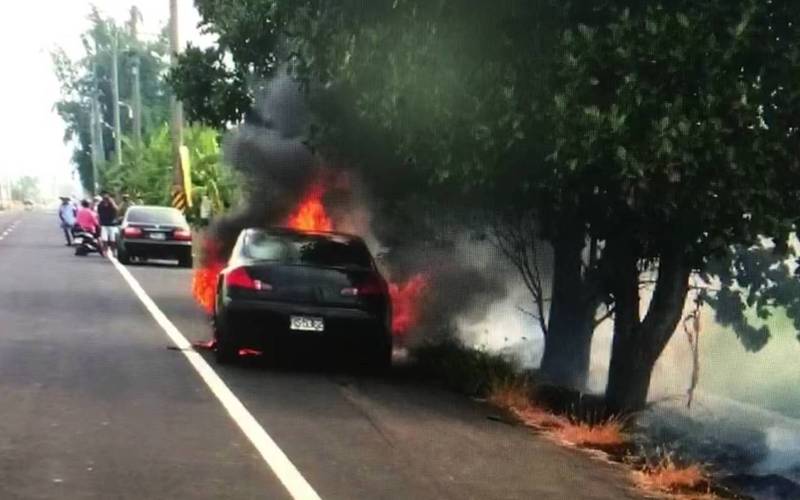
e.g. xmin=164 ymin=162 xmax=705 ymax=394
xmin=205 ymin=72 xmax=516 ymax=342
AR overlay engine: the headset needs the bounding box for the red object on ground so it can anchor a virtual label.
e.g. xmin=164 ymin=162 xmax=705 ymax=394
xmin=192 ymin=339 xmax=217 ymax=350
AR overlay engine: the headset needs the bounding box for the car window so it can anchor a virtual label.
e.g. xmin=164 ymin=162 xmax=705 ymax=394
xmin=245 ymin=232 xmax=372 ymax=269
xmin=126 ymin=208 xmax=186 ymax=226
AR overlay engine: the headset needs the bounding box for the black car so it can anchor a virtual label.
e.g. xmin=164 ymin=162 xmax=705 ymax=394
xmin=213 ymin=227 xmax=393 ymax=370
xmin=116 ymin=206 xmax=193 ymax=267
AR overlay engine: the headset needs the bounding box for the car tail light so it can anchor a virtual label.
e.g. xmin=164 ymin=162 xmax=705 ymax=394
xmin=173 ymin=229 xmax=192 ymax=241
xmin=225 ymin=267 xmax=272 ymax=291
xmin=341 ymin=276 xmax=384 ymax=296
xmin=123 ymin=227 xmax=142 ymax=238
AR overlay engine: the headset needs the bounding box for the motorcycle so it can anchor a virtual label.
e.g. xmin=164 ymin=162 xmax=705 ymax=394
xmin=71 ymin=226 xmax=101 ymax=256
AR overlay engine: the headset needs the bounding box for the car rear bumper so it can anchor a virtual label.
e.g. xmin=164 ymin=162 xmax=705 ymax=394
xmin=220 ymin=298 xmax=389 ymax=348
xmin=121 ymin=239 xmax=191 ymax=257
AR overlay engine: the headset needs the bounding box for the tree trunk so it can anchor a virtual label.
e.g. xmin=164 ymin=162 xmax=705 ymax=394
xmin=605 ymin=348 xmax=654 ymax=414
xmin=604 ymin=247 xmax=691 ymax=414
xmin=539 ymin=228 xmax=596 ymax=390
xmin=539 ymin=311 xmax=594 ymax=390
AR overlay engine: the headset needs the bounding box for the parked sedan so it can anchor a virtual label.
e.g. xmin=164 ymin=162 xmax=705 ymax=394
xmin=213 ymin=227 xmax=392 ymax=370
xmin=116 ymin=206 xmax=193 ymax=267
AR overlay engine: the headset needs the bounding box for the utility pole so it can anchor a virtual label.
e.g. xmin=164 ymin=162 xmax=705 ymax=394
xmin=131 ymin=57 xmax=142 ymax=148
xmin=130 ymin=6 xmax=142 ymax=147
xmin=169 ymin=0 xmax=183 ymax=156
xmin=90 ymin=61 xmax=103 ymax=195
xmin=111 ymin=29 xmax=123 ymax=166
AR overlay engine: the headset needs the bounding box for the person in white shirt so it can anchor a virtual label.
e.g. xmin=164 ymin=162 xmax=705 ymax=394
xmin=57 ymin=197 xmax=77 ymax=246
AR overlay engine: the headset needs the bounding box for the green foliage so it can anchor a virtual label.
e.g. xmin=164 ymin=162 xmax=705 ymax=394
xmin=167 ymin=45 xmax=251 ymax=129
xmin=548 ymin=1 xmax=800 ymax=261
xmin=53 ymin=7 xmax=170 ymax=192
xmin=101 ymin=125 xmax=173 ymax=205
xmin=186 ymin=1 xmax=800 ymax=344
xmin=704 ymin=240 xmax=800 ymax=350
xmin=99 ymin=124 xmax=237 ymax=221
xmin=167 ymin=0 xmax=283 ymax=128
xmin=412 ymin=336 xmax=521 ymax=397
xmin=183 ymin=125 xmax=240 ymax=220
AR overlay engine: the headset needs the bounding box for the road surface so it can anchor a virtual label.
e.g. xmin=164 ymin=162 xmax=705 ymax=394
xmin=0 ymin=211 xmax=641 ymax=500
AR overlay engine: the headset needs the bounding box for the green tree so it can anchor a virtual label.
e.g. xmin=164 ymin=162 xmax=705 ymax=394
xmin=100 ymin=124 xmax=236 ymax=220
xmin=53 ymin=6 xmax=170 ymax=192
xmin=176 ymin=0 xmax=800 ymax=412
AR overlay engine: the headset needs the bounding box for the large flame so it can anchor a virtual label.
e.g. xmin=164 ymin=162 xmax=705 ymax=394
xmin=192 ymin=238 xmax=224 ymax=315
xmin=285 ymin=184 xmax=333 ymax=231
xmin=389 ymin=274 xmax=428 ymax=336
xmin=191 ymin=182 xmax=428 ymax=337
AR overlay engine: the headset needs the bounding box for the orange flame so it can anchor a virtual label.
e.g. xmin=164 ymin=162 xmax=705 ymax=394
xmin=191 ymin=183 xmax=428 ymax=338
xmin=285 ymin=184 xmax=333 ymax=231
xmin=389 ymin=274 xmax=428 ymax=335
xmin=192 ymin=238 xmax=225 ymax=315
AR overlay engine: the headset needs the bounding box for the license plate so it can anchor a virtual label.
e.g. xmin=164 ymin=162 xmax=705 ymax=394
xmin=149 ymin=232 xmax=166 ymax=240
xmin=290 ymin=316 xmax=324 ymax=332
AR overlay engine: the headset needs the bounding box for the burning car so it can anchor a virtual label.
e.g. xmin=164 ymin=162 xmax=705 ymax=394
xmin=212 ymin=227 xmax=393 ymax=370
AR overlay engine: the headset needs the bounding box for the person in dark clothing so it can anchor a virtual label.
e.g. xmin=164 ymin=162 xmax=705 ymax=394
xmin=96 ymin=191 xmax=119 ymax=256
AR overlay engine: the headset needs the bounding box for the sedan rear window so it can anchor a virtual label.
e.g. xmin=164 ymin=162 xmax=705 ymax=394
xmin=245 ymin=232 xmax=373 ymax=269
xmin=127 ymin=208 xmax=187 ymax=226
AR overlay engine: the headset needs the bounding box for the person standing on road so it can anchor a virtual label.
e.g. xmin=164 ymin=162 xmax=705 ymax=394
xmin=57 ymin=197 xmax=77 ymax=246
xmin=96 ymin=191 xmax=119 ymax=257
xmin=117 ymin=193 xmax=133 ymax=222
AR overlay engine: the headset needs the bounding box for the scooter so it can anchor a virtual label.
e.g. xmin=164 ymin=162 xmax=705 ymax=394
xmin=72 ymin=226 xmax=102 ymax=256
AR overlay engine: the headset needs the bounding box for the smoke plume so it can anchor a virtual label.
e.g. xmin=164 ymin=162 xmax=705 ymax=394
xmin=204 ymin=72 xmax=513 ymax=341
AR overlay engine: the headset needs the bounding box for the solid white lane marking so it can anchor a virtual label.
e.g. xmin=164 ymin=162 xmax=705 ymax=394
xmin=109 ymin=257 xmax=322 ymax=500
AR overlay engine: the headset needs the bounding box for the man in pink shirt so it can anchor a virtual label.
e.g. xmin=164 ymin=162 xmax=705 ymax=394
xmin=75 ymin=199 xmax=99 ymax=235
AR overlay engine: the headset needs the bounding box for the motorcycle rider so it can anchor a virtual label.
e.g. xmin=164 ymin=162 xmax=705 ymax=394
xmin=75 ymin=199 xmax=99 ymax=235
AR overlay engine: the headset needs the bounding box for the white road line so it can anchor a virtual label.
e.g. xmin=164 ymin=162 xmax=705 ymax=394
xmin=109 ymin=256 xmax=322 ymax=500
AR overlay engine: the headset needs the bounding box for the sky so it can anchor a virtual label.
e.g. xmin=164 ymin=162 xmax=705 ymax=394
xmin=0 ymin=1 xmax=213 ymax=199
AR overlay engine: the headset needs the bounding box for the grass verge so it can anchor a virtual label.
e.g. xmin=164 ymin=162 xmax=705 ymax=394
xmin=410 ymin=338 xmax=723 ymax=499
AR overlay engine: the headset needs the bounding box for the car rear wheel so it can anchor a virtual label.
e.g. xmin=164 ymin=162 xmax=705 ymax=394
xmin=117 ymin=247 xmax=130 ymax=265
xmin=361 ymin=338 xmax=392 ymax=375
xmin=178 ymin=250 xmax=193 ymax=268
xmin=213 ymin=314 xmax=239 ymax=364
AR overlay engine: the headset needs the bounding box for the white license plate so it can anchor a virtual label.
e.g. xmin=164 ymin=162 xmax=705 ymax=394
xmin=290 ymin=316 xmax=324 ymax=332
xmin=149 ymin=232 xmax=166 ymax=240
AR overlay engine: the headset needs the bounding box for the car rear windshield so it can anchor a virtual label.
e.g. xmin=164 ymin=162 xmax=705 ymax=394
xmin=126 ymin=208 xmax=186 ymax=226
xmin=244 ymin=232 xmax=373 ymax=269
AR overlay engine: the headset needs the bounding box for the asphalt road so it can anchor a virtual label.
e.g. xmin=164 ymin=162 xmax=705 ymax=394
xmin=0 ymin=211 xmax=642 ymax=500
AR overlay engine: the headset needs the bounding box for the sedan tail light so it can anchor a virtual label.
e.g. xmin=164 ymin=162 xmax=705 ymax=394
xmin=225 ymin=267 xmax=272 ymax=291
xmin=173 ymin=229 xmax=192 ymax=241
xmin=123 ymin=227 xmax=142 ymax=238
xmin=341 ymin=276 xmax=384 ymax=296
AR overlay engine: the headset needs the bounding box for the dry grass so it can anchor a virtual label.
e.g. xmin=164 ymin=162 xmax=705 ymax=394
xmin=635 ymin=453 xmax=709 ymax=495
xmin=553 ymin=419 xmax=627 ymax=449
xmin=487 ymin=379 xmax=626 ymax=448
xmin=488 ymin=379 xmax=566 ymax=429
xmin=487 ymin=378 xmax=532 ymax=410
xmin=513 ymin=404 xmax=567 ymax=429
